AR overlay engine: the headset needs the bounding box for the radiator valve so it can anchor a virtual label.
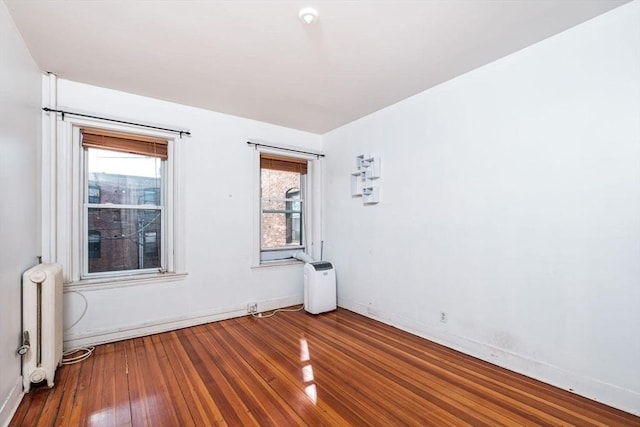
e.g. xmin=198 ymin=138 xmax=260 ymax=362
xmin=16 ymin=331 xmax=30 ymax=355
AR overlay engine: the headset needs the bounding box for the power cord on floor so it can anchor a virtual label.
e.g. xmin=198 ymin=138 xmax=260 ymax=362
xmin=252 ymin=304 xmax=304 ymax=319
xmin=61 ymin=347 xmax=95 ymax=365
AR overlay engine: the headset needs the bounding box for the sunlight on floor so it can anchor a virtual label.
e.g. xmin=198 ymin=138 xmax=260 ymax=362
xmin=300 ymin=338 xmax=317 ymax=404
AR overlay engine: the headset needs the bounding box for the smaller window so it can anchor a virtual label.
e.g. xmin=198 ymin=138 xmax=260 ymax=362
xmin=88 ymin=230 xmax=101 ymax=259
xmin=141 ymin=188 xmax=160 ymax=205
xmin=260 ymin=154 xmax=307 ymax=262
xmin=285 ymin=188 xmax=301 ymax=244
xmin=144 ymin=231 xmax=158 ymax=256
xmin=88 ymin=185 xmax=100 ymax=204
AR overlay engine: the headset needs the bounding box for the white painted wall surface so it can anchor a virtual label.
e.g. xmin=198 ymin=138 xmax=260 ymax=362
xmin=53 ymin=79 xmax=322 ymax=347
xmin=0 ymin=2 xmax=41 ymax=425
xmin=323 ymin=1 xmax=640 ymax=415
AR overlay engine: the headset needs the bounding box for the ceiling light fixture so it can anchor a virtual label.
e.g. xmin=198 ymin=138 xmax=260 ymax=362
xmin=298 ymin=7 xmax=318 ymax=24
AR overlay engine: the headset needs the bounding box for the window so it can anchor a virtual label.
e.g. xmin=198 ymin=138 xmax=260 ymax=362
xmin=82 ymin=128 xmax=166 ymax=276
xmin=260 ymin=155 xmax=307 ymax=262
xmin=285 ymin=188 xmax=301 ymax=244
xmin=88 ymin=185 xmax=100 ymax=203
xmin=141 ymin=188 xmax=160 ymax=205
xmin=144 ymin=231 xmax=159 ymax=256
xmin=42 ymin=114 xmax=185 ymax=287
xmin=88 ymin=230 xmax=101 ymax=259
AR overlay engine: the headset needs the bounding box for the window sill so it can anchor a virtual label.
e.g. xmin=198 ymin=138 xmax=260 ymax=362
xmin=64 ymin=271 xmax=188 ymax=292
xmin=251 ymin=259 xmax=304 ymax=270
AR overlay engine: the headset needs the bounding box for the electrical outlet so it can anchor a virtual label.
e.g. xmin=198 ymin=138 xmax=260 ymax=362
xmin=440 ymin=311 xmax=447 ymax=323
xmin=247 ymin=303 xmax=258 ymax=314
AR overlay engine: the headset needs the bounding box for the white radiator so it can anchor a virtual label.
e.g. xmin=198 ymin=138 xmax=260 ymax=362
xmin=21 ymin=263 xmax=63 ymax=392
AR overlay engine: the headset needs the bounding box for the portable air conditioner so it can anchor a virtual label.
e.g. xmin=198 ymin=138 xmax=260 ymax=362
xmin=21 ymin=263 xmax=63 ymax=392
xmin=303 ymin=261 xmax=336 ymax=314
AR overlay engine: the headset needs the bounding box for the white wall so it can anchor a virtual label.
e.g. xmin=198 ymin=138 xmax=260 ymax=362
xmin=0 ymin=2 xmax=41 ymax=425
xmin=5 ymin=0 xmax=637 ymax=420
xmin=323 ymin=1 xmax=640 ymax=416
xmin=52 ymin=80 xmax=322 ymax=347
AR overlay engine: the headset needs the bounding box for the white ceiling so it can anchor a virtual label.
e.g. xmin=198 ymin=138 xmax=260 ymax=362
xmin=5 ymin=0 xmax=629 ymax=134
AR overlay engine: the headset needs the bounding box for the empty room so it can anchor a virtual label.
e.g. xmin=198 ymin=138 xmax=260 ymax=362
xmin=1 ymin=0 xmax=639 ymax=425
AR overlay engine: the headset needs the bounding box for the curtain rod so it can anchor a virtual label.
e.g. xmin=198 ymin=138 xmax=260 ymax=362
xmin=246 ymin=141 xmax=325 ymax=158
xmin=42 ymin=107 xmax=191 ymax=138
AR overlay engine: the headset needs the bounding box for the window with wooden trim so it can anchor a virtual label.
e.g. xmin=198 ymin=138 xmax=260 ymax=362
xmin=82 ymin=128 xmax=166 ymax=276
xmin=260 ymin=154 xmax=307 ymax=262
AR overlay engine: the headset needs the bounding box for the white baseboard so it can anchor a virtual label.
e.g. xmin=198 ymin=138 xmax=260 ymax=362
xmin=0 ymin=377 xmax=23 ymax=427
xmin=339 ymin=297 xmax=640 ymax=417
xmin=63 ymin=294 xmax=303 ymax=349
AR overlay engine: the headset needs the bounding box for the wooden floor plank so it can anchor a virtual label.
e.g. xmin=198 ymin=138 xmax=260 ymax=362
xmin=67 ymin=344 xmax=97 ymax=427
xmin=177 ymin=326 xmax=260 ymax=425
xmin=312 ymin=311 xmax=574 ymax=425
xmin=331 ymin=313 xmax=611 ymax=425
xmin=238 ymin=315 xmax=402 ymax=425
xmin=84 ymin=344 xmax=109 ymax=426
xmin=305 ymin=313 xmax=567 ymax=425
xmin=276 ymin=311 xmax=507 ymax=424
xmin=159 ymin=331 xmax=228 ymax=425
xmin=126 ymin=335 xmax=193 ymax=426
xmin=34 ymin=356 xmax=73 ymax=427
xmin=9 ymin=308 xmax=640 ymax=426
xmin=225 ymin=317 xmax=357 ymax=426
xmin=194 ymin=322 xmax=302 ymax=426
xmin=12 ymin=388 xmax=47 ymax=427
xmin=205 ymin=321 xmax=309 ymax=426
xmin=266 ymin=313 xmax=472 ymax=425
xmin=51 ymin=362 xmax=83 ymax=427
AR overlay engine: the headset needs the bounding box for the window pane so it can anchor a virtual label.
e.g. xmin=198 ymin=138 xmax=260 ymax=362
xmin=88 ymin=207 xmax=161 ymax=273
xmin=88 ymin=230 xmax=101 ymax=259
xmin=285 ymin=188 xmax=301 ymax=244
xmin=87 ymin=148 xmax=161 ymax=205
xmin=88 ymin=185 xmax=100 ymax=203
xmin=262 ymin=213 xmax=301 ymax=248
xmin=261 ymin=168 xmax=304 ymax=251
xmin=261 ymin=169 xmax=301 ymax=199
xmin=144 ymin=231 xmax=158 ymax=256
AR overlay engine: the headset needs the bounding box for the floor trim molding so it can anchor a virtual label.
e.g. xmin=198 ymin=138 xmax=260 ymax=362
xmin=64 ymin=295 xmax=303 ymax=349
xmin=0 ymin=377 xmax=23 ymax=427
xmin=339 ymin=297 xmax=640 ymax=417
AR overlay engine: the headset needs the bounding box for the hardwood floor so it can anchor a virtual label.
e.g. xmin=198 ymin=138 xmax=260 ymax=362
xmin=10 ymin=308 xmax=639 ymax=426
